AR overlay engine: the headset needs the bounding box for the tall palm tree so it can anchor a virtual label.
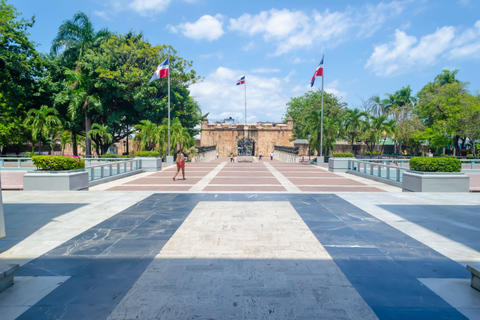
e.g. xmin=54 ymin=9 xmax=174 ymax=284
xmin=305 ymin=109 xmax=323 ymax=156
xmin=88 ymin=123 xmax=113 ymax=155
xmin=362 ymin=114 xmax=391 ymax=157
xmin=52 ymin=12 xmax=111 ymax=157
xmin=51 ymin=12 xmax=111 ymax=67
xmin=25 ymin=105 xmax=62 ymax=154
xmin=59 ymin=130 xmax=72 ymax=155
xmin=134 ymin=120 xmax=159 ymax=151
xmin=344 ymin=108 xmax=367 ymax=154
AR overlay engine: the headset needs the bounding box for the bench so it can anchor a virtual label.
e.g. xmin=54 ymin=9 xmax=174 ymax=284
xmin=466 ymin=265 xmax=480 ymax=291
xmin=0 ymin=264 xmax=20 ymax=292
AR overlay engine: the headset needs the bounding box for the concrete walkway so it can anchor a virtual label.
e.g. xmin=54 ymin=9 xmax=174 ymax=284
xmin=1 ymin=160 xmax=480 ymax=319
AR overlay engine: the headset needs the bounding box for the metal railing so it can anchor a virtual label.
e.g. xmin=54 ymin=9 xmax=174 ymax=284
xmin=86 ymin=159 xmax=142 ymax=182
xmin=0 ymin=158 xmax=35 ymax=170
xmin=348 ymin=159 xmax=408 ymax=186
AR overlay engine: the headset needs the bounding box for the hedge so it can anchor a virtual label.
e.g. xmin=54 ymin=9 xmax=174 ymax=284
xmin=409 ymin=157 xmax=461 ymax=172
xmin=32 ymin=155 xmax=85 ymax=171
xmin=331 ymin=152 xmax=354 ymax=158
xmin=365 ymin=151 xmax=381 ymax=156
xmin=136 ymin=151 xmax=160 ymax=157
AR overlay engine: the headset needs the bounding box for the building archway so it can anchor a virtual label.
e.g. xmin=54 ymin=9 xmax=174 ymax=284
xmin=238 ymin=138 xmax=255 ymax=156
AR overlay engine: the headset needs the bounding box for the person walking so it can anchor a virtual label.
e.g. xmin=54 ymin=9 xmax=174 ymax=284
xmin=173 ymin=150 xmax=186 ymax=181
xmin=230 ymin=153 xmax=234 ymax=162
xmin=259 ymin=152 xmax=262 ymax=160
xmin=270 ymin=152 xmax=274 ymax=160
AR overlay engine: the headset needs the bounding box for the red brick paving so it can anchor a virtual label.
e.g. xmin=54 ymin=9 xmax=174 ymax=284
xmin=299 ymin=186 xmax=385 ymax=192
xmin=108 ymin=185 xmax=191 ymax=191
xmin=287 ymin=178 xmax=365 ymax=186
xmin=210 ymin=177 xmax=281 ymax=185
xmin=0 ymin=171 xmax=26 ymax=190
xmin=203 ymin=186 xmax=286 ymax=192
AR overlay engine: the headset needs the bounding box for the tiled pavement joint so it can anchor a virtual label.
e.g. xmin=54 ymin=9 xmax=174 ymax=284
xmin=263 ymin=162 xmax=301 ymax=192
xmin=189 ymin=162 xmax=227 ymax=191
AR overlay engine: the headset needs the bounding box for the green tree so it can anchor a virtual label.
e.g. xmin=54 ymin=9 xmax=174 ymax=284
xmin=134 ymin=120 xmax=159 ymax=151
xmin=284 ymin=90 xmax=347 ymax=139
xmin=25 ymin=105 xmax=62 ymax=154
xmin=415 ymin=70 xmax=472 ymax=155
xmin=88 ymin=123 xmax=113 ymax=155
xmin=361 ymin=114 xmax=392 ymax=157
xmin=344 ymin=108 xmax=367 ymax=155
xmin=51 ymin=11 xmax=111 ymax=69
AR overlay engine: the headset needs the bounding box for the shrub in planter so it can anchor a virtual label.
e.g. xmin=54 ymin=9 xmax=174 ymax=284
xmin=409 ymin=157 xmax=461 ymax=172
xmin=136 ymin=151 xmax=160 ymax=157
xmin=32 ymin=155 xmax=85 ymax=171
xmin=100 ymin=152 xmax=119 ymax=158
xmin=365 ymin=151 xmax=381 ymax=156
xmin=331 ymin=152 xmax=354 ymax=157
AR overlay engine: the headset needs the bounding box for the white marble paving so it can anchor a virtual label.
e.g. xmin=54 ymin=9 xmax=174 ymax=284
xmin=263 ymin=162 xmax=301 ymax=192
xmin=189 ymin=162 xmax=227 ymax=191
xmin=0 ymin=276 xmax=70 ymax=320
xmin=109 ymin=201 xmax=377 ymax=320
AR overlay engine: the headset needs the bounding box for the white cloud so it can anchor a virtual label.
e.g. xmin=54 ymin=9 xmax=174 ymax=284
xmin=242 ymin=42 xmax=254 ymax=52
xmin=128 ymin=0 xmax=171 ymax=16
xmin=365 ymin=21 xmax=480 ymax=76
xmin=229 ymin=2 xmax=408 ymax=56
xmin=199 ymin=52 xmax=224 ymax=60
xmin=325 ymin=80 xmax=347 ymax=99
xmin=169 ymin=15 xmax=224 ymax=41
xmin=251 ymin=68 xmax=280 ymax=74
xmin=189 ymin=67 xmax=290 ymax=123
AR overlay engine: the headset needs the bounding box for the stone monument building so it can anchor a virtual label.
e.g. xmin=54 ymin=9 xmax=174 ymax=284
xmin=200 ymin=117 xmax=294 ymax=157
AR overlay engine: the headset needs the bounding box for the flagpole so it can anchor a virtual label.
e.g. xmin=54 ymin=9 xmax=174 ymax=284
xmin=320 ymin=55 xmax=324 ymax=159
xmin=167 ymin=61 xmax=171 ymax=156
xmin=244 ymin=76 xmax=247 ymax=125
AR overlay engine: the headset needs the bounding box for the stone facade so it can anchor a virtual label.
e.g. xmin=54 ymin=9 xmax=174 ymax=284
xmin=200 ymin=118 xmax=294 ymax=157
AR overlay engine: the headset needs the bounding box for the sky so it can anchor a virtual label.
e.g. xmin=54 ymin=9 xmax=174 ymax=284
xmin=12 ymin=0 xmax=480 ymax=123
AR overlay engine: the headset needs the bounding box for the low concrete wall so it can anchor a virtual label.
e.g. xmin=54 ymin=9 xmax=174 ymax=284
xmin=136 ymin=157 xmax=162 ymax=172
xmin=274 ymin=150 xmax=299 ymax=163
xmin=402 ymin=171 xmax=470 ymax=192
xmin=23 ymin=170 xmax=89 ymax=191
xmin=194 ymin=150 xmax=217 ymax=162
xmin=328 ymin=158 xmax=353 ymax=173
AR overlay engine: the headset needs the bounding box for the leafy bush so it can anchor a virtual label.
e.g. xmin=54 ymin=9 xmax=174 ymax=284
xmin=365 ymin=151 xmax=381 ymax=156
xmin=100 ymin=152 xmax=119 ymax=158
xmin=409 ymin=157 xmax=461 ymax=172
xmin=136 ymin=151 xmax=160 ymax=157
xmin=26 ymin=152 xmax=37 ymax=157
xmin=32 ymin=155 xmax=85 ymax=171
xmin=439 ymin=154 xmax=456 ymax=158
xmin=331 ymin=152 xmax=354 ymax=158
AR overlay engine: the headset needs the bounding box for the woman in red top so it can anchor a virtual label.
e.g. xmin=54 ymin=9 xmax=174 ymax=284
xmin=173 ymin=150 xmax=186 ymax=181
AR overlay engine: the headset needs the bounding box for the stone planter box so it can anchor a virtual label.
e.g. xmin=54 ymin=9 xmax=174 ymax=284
xmin=402 ymin=170 xmax=470 ymax=192
xmin=328 ymin=157 xmax=353 ymax=172
xmin=23 ymin=169 xmax=89 ymax=191
xmin=136 ymin=157 xmax=162 ymax=172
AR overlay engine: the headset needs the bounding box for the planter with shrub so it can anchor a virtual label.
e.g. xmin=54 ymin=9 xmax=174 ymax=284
xmin=402 ymin=157 xmax=469 ymax=192
xmin=328 ymin=153 xmax=354 ymax=173
xmin=135 ymin=151 xmax=162 ymax=172
xmin=23 ymin=155 xmax=88 ymax=191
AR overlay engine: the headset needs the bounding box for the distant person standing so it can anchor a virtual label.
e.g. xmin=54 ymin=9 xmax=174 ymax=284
xmin=259 ymin=152 xmax=262 ymax=160
xmin=230 ymin=153 xmax=234 ymax=162
xmin=270 ymin=152 xmax=274 ymax=160
xmin=173 ymin=150 xmax=185 ymax=181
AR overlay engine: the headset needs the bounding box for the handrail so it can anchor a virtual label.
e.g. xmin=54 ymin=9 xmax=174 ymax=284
xmin=85 ymin=159 xmax=142 ymax=182
xmin=348 ymin=159 xmax=409 ymax=186
xmin=356 ymin=158 xmax=480 ymax=170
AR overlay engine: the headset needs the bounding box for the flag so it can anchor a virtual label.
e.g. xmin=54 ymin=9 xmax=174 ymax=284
xmin=310 ymin=57 xmax=324 ymax=87
xmin=236 ymin=75 xmax=245 ymax=86
xmin=149 ymin=58 xmax=169 ymax=83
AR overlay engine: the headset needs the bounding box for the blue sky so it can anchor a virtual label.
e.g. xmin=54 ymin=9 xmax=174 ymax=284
xmin=13 ymin=0 xmax=480 ymax=123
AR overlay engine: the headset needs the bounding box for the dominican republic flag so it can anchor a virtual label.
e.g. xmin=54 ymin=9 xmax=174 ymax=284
xmin=236 ymin=75 xmax=245 ymax=85
xmin=310 ymin=57 xmax=324 ymax=87
xmin=149 ymin=58 xmax=169 ymax=83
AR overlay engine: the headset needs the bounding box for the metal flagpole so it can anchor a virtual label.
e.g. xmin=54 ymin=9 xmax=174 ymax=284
xmin=244 ymin=76 xmax=247 ymax=125
xmin=320 ymin=55 xmax=324 ymax=159
xmin=168 ymin=62 xmax=171 ymax=156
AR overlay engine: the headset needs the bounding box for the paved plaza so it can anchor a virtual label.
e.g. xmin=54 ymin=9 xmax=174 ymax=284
xmin=1 ymin=159 xmax=480 ymax=319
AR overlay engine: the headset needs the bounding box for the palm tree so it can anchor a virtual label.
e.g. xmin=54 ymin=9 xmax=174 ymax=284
xmin=59 ymin=130 xmax=72 ymax=155
xmin=25 ymin=105 xmax=62 ymax=154
xmin=134 ymin=120 xmax=159 ymax=151
xmin=323 ymin=117 xmax=341 ymax=157
xmin=344 ymin=108 xmax=367 ymax=155
xmin=305 ymin=109 xmax=323 ymax=156
xmin=88 ymin=123 xmax=113 ymax=155
xmin=52 ymin=12 xmax=111 ymax=157
xmin=51 ymin=12 xmax=111 ymax=68
xmin=362 ymin=114 xmax=391 ymax=157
